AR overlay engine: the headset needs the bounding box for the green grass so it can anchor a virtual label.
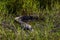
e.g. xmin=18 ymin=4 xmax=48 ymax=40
xmin=0 ymin=0 xmax=60 ymax=40
xmin=0 ymin=9 xmax=60 ymax=40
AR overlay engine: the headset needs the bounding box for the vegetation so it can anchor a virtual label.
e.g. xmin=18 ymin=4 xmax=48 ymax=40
xmin=0 ymin=0 xmax=60 ymax=40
